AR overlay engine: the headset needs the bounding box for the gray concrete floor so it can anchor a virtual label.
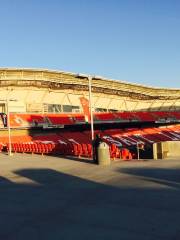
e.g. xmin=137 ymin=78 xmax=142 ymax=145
xmin=0 ymin=153 xmax=180 ymax=240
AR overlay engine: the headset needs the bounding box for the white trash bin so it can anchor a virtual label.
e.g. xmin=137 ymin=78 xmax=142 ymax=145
xmin=97 ymin=142 xmax=111 ymax=166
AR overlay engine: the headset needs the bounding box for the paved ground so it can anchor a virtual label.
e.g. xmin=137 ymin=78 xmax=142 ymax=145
xmin=0 ymin=153 xmax=180 ymax=240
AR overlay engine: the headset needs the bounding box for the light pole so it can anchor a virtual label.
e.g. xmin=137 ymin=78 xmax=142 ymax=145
xmin=0 ymin=98 xmax=17 ymax=156
xmin=76 ymin=73 xmax=95 ymax=158
xmin=88 ymin=75 xmax=94 ymax=142
xmin=6 ymin=97 xmax=12 ymax=156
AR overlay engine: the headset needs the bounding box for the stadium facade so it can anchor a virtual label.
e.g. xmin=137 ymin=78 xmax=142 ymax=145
xmin=0 ymin=68 xmax=180 ymax=114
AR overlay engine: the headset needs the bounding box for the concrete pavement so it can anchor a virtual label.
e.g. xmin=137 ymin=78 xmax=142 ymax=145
xmin=0 ymin=153 xmax=180 ymax=240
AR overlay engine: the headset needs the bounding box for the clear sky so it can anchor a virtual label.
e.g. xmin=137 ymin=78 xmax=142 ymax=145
xmin=0 ymin=0 xmax=179 ymax=88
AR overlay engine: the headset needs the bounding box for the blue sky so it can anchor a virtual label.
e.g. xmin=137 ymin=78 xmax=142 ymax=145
xmin=0 ymin=0 xmax=179 ymax=88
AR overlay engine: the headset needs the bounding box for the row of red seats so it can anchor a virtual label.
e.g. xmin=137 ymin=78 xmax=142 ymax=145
xmin=6 ymin=142 xmax=56 ymax=155
xmin=33 ymin=134 xmax=92 ymax=157
xmin=95 ymin=111 xmax=180 ymax=122
xmin=1 ymin=111 xmax=179 ymax=129
xmin=103 ymin=125 xmax=180 ymax=148
xmin=45 ymin=114 xmax=74 ymax=125
xmin=58 ymin=131 xmax=132 ymax=160
xmin=2 ymin=124 xmax=180 ymax=159
xmin=5 ymin=140 xmax=132 ymax=161
xmin=5 ymin=141 xmax=93 ymax=158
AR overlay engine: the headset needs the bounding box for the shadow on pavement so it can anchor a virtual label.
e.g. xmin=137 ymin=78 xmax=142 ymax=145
xmin=119 ymin=167 xmax=180 ymax=189
xmin=0 ymin=167 xmax=180 ymax=240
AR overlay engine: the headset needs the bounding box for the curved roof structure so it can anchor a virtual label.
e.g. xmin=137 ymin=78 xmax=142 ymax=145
xmin=0 ymin=68 xmax=180 ymax=100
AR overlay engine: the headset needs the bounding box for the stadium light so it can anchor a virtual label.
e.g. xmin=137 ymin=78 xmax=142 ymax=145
xmin=0 ymin=97 xmax=17 ymax=156
xmin=76 ymin=73 xmax=94 ymax=155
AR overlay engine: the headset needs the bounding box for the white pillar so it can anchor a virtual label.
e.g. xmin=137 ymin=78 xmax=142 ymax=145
xmin=6 ymin=97 xmax=12 ymax=156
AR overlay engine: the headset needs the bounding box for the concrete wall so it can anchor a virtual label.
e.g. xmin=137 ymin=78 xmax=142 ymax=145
xmin=153 ymin=141 xmax=180 ymax=159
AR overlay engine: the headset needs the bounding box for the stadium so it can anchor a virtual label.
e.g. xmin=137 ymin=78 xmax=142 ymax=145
xmin=0 ymin=67 xmax=180 ymax=160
